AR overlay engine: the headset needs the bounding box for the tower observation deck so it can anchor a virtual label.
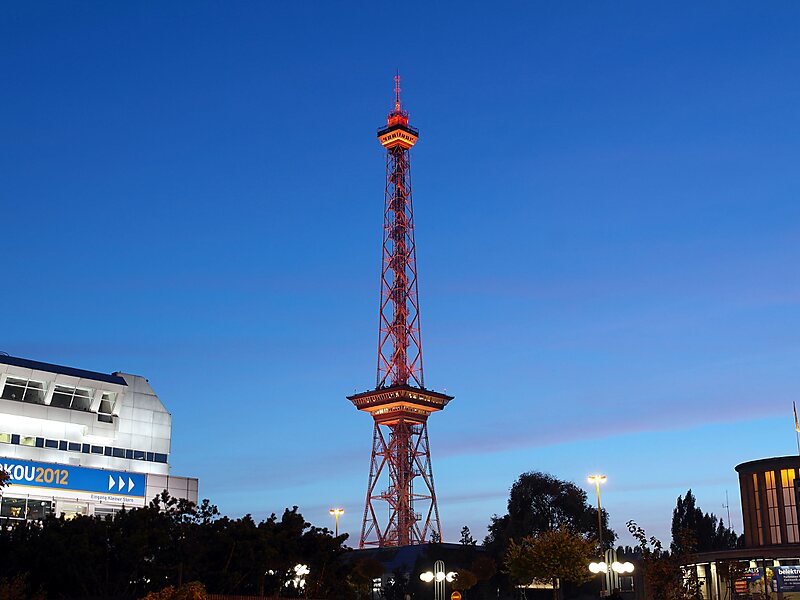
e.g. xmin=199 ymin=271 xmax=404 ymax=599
xmin=347 ymin=76 xmax=453 ymax=548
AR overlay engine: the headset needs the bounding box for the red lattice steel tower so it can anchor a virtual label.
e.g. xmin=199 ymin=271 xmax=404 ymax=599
xmin=348 ymin=76 xmax=453 ymax=548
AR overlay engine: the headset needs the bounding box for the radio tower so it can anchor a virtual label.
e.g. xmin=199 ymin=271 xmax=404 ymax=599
xmin=348 ymin=76 xmax=453 ymax=548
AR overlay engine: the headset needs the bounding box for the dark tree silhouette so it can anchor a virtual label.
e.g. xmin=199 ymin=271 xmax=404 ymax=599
xmin=671 ymin=489 xmax=739 ymax=555
xmin=460 ymin=525 xmax=477 ymax=545
xmin=485 ymin=471 xmax=615 ymax=552
xmin=0 ymin=493 xmax=355 ymax=599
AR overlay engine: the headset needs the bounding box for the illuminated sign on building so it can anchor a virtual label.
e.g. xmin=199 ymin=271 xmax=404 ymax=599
xmin=0 ymin=458 xmax=146 ymax=506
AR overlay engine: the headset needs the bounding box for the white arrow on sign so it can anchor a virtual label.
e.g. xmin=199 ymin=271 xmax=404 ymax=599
xmin=118 ymin=476 xmax=124 ymax=491
xmin=108 ymin=475 xmax=115 ymax=491
xmin=128 ymin=477 xmax=134 ymax=492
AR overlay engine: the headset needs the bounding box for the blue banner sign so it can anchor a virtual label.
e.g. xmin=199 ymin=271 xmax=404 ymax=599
xmin=0 ymin=458 xmax=146 ymax=503
xmin=776 ymin=567 xmax=800 ymax=593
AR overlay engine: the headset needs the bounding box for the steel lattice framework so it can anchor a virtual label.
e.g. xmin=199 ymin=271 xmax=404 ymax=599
xmin=377 ymin=140 xmax=423 ymax=389
xmin=347 ymin=77 xmax=453 ymax=548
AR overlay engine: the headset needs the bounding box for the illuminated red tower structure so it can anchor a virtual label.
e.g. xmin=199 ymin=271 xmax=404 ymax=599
xmin=348 ymin=77 xmax=453 ymax=548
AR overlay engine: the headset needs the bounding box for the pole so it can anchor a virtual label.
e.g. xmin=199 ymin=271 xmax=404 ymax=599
xmin=335 ymin=512 xmax=340 ymax=537
xmin=595 ymin=480 xmax=604 ymax=596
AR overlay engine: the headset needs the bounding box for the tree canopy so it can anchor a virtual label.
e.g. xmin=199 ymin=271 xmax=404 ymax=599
xmin=0 ymin=493 xmax=353 ymax=599
xmin=505 ymin=528 xmax=595 ymax=600
xmin=671 ymin=489 xmax=739 ymax=555
xmin=486 ymin=471 xmax=615 ymax=552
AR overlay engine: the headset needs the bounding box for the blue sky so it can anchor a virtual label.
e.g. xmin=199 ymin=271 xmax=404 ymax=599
xmin=2 ymin=2 xmax=800 ymax=546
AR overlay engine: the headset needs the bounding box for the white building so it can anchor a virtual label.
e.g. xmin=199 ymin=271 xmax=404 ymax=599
xmin=0 ymin=354 xmax=198 ymax=521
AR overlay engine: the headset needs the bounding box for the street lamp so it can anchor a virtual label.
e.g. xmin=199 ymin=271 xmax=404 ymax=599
xmin=589 ymin=561 xmax=633 ymax=575
xmin=329 ymin=508 xmax=344 ymax=537
xmin=419 ymin=560 xmax=456 ymax=600
xmin=587 ymin=474 xmax=607 ymax=546
xmin=589 ymin=560 xmax=634 ymax=597
xmin=587 ymin=475 xmax=607 ymax=595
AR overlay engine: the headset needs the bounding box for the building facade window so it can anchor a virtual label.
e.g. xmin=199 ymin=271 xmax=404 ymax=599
xmin=0 ymin=497 xmax=53 ymax=521
xmin=765 ymin=470 xmax=782 ymax=544
xmin=97 ymin=392 xmax=116 ymax=422
xmin=50 ymin=385 xmax=93 ymax=411
xmin=1 ymin=497 xmax=28 ymax=519
xmin=1 ymin=377 xmax=46 ymax=404
xmin=781 ymin=468 xmax=799 ymax=543
xmin=753 ymin=473 xmax=764 ymax=545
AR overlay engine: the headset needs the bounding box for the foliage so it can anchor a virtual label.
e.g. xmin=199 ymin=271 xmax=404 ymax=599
xmin=628 ymin=520 xmax=703 ymax=600
xmin=504 ymin=527 xmax=595 ymax=600
xmin=0 ymin=470 xmax=8 ymax=489
xmin=348 ymin=558 xmax=383 ymax=599
xmin=671 ymin=490 xmax=739 ymax=554
xmin=382 ymin=571 xmax=409 ymax=600
xmin=0 ymin=574 xmax=44 ymax=600
xmin=486 ymin=471 xmax=615 ymax=554
xmin=471 ymin=555 xmax=496 ymax=581
xmin=460 ymin=525 xmax=477 ymax=545
xmin=0 ymin=493 xmax=354 ymax=600
xmin=452 ymin=569 xmax=478 ymax=592
xmin=141 ymin=582 xmax=207 ymax=600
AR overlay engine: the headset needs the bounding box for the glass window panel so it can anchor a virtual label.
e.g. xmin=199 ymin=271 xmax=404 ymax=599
xmin=44 ymin=439 xmax=58 ymax=449
xmin=1 ymin=497 xmax=27 ymax=519
xmin=0 ymin=433 xmax=10 ymax=443
xmin=74 ymin=388 xmax=92 ymax=398
xmin=97 ymin=414 xmax=113 ymax=423
xmin=50 ymin=392 xmax=72 ymax=409
xmin=23 ymin=381 xmax=45 ymax=404
xmin=783 ymin=469 xmax=798 ymax=543
xmin=765 ymin=470 xmax=782 ymax=544
xmin=98 ymin=399 xmax=113 ymax=414
xmin=58 ymin=441 xmax=67 ymax=451
xmin=27 ymin=500 xmax=52 ymax=520
xmin=71 ymin=396 xmax=91 ymax=411
xmin=1 ymin=383 xmax=26 ymax=401
xmin=754 ymin=473 xmax=764 ymax=545
xmin=67 ymin=442 xmax=81 ymax=452
xmin=91 ymin=445 xmax=103 ymax=454
xmin=20 ymin=436 xmax=35 ymax=447
xmin=5 ymin=377 xmax=27 ymax=386
xmin=59 ymin=503 xmax=88 ymax=520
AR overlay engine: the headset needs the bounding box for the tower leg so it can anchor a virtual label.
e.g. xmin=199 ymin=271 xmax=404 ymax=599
xmin=359 ymin=418 xmax=442 ymax=547
xmin=360 ymin=422 xmax=388 ymax=548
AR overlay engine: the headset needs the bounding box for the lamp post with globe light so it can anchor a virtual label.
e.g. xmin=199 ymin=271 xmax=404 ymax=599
xmin=589 ymin=560 xmax=635 ymax=596
xmin=587 ymin=475 xmax=607 ymax=595
xmin=419 ymin=560 xmax=456 ymax=600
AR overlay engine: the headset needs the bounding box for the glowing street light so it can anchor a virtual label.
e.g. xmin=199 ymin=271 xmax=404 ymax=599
xmin=418 ymin=571 xmax=456 ymax=583
xmin=419 ymin=560 xmax=456 ymax=600
xmin=588 ymin=561 xmax=634 ymax=574
xmin=329 ymin=507 xmax=344 ymax=537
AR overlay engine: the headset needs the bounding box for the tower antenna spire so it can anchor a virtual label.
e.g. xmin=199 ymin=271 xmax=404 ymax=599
xmin=394 ymin=73 xmax=401 ymax=112
xmin=348 ymin=76 xmax=454 ymax=549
